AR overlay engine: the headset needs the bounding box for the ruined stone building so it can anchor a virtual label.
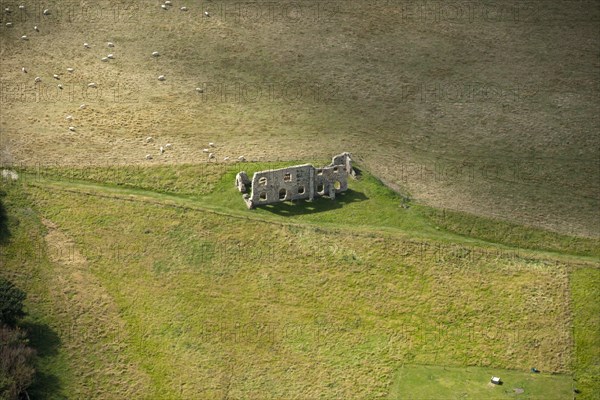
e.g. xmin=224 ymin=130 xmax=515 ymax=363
xmin=235 ymin=152 xmax=355 ymax=209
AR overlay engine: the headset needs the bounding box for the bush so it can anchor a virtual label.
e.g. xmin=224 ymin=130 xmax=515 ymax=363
xmin=0 ymin=278 xmax=26 ymax=327
xmin=0 ymin=326 xmax=36 ymax=400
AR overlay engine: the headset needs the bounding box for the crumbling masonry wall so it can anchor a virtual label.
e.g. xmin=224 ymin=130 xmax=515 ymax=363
xmin=236 ymin=152 xmax=354 ymax=209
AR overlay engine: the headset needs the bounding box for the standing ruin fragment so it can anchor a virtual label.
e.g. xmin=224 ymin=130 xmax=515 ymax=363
xmin=235 ymin=152 xmax=355 ymax=209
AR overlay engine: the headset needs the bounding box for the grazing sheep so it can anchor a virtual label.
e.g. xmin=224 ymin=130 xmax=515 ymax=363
xmin=66 ymin=115 xmax=73 ymax=121
xmin=83 ymin=42 xmax=90 ymax=48
xmin=53 ymin=74 xmax=59 ymax=79
xmin=69 ymin=126 xmax=75 ymax=131
xmin=180 ymin=6 xmax=188 ymax=11
xmin=202 ymin=148 xmax=209 ymax=153
xmin=4 ymin=7 xmax=11 ymax=13
xmin=209 ymin=142 xmax=215 ymax=147
xmin=34 ymin=77 xmax=41 ymax=83
xmin=159 ymin=146 xmax=165 ymax=154
xmin=145 ymin=136 xmax=153 ymax=143
xmin=161 ymin=4 xmax=167 ymax=10
xmin=19 ymin=5 xmax=25 ymax=10
xmin=6 ymin=22 xmax=13 ymax=27
xmin=158 ymin=75 xmax=166 ymax=81
xmin=21 ymin=67 xmax=27 ymax=73
xmin=208 ymin=152 xmax=215 ymax=160
xmin=20 ymin=35 xmax=29 ymax=40
xmin=204 ymin=11 xmax=210 ymax=17
xmin=238 ymin=156 xmax=246 ymax=162
xmin=43 ymin=9 xmax=50 ymax=15
xmin=195 ymin=87 xmax=204 ymax=93
xmin=67 ymin=67 xmax=74 ymax=73
xmin=87 ymin=82 xmax=97 ymax=88
xmin=165 ymin=143 xmax=172 ymax=149
xmin=146 ymin=154 xmax=153 ymax=160
xmin=165 ymin=1 xmax=172 ymax=5
xmin=223 ymin=156 xmax=230 ymax=161
xmin=107 ymin=42 xmax=114 ymax=47
xmin=107 ymin=54 xmax=114 ymax=59
xmin=34 ymin=26 xmax=39 ymax=32
xmin=79 ymin=104 xmax=87 ymax=109
xmin=152 ymin=51 xmax=160 ymax=57
xmin=58 ymin=84 xmax=63 ymax=89
xmin=101 ymin=57 xmax=108 ymax=62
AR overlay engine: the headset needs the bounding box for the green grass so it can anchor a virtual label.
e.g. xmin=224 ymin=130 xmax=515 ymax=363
xmin=571 ymin=268 xmax=600 ymax=399
xmin=1 ymin=161 xmax=598 ymax=398
xmin=388 ymin=365 xmax=574 ymax=399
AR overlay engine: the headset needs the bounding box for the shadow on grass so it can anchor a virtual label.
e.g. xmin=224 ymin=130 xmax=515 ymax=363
xmin=0 ymin=195 xmax=10 ymax=245
xmin=21 ymin=321 xmax=64 ymax=399
xmin=260 ymin=189 xmax=368 ymax=216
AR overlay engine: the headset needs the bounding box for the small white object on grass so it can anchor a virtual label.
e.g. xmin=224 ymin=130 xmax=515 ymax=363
xmin=34 ymin=77 xmax=41 ymax=83
xmin=43 ymin=9 xmax=50 ymax=15
xmin=79 ymin=104 xmax=87 ymax=109
xmin=158 ymin=75 xmax=166 ymax=81
xmin=107 ymin=42 xmax=114 ymax=47
xmin=107 ymin=54 xmax=114 ymax=59
xmin=146 ymin=154 xmax=153 ymax=160
xmin=67 ymin=67 xmax=74 ymax=73
xmin=152 ymin=51 xmax=160 ymax=57
xmin=87 ymin=82 xmax=97 ymax=88
xmin=20 ymin=35 xmax=29 ymax=40
xmin=69 ymin=126 xmax=75 ymax=132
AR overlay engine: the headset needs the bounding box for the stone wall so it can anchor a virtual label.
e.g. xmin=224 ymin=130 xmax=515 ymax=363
xmin=236 ymin=152 xmax=354 ymax=209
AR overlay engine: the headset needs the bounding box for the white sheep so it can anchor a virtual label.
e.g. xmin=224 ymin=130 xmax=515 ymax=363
xmin=238 ymin=156 xmax=246 ymax=162
xmin=34 ymin=25 xmax=39 ymax=32
xmin=165 ymin=1 xmax=172 ymax=5
xmin=34 ymin=77 xmax=41 ymax=83
xmin=87 ymin=82 xmax=97 ymax=88
xmin=223 ymin=156 xmax=230 ymax=161
xmin=146 ymin=136 xmax=153 ymax=143
xmin=202 ymin=148 xmax=209 ymax=153
xmin=209 ymin=142 xmax=215 ymax=147
xmin=6 ymin=22 xmax=13 ymax=27
xmin=79 ymin=104 xmax=87 ymax=109
xmin=165 ymin=143 xmax=172 ymax=149
xmin=67 ymin=67 xmax=74 ymax=73
xmin=107 ymin=42 xmax=114 ymax=47
xmin=204 ymin=11 xmax=210 ymax=17
xmin=107 ymin=54 xmax=114 ymax=59
xmin=146 ymin=154 xmax=153 ymax=160
xmin=160 ymin=146 xmax=165 ymax=154
xmin=66 ymin=115 xmax=73 ymax=121
xmin=4 ymin=7 xmax=11 ymax=13
xmin=58 ymin=84 xmax=63 ymax=89
xmin=180 ymin=6 xmax=188 ymax=11
xmin=161 ymin=4 xmax=167 ymax=10
xmin=69 ymin=126 xmax=75 ymax=131
xmin=42 ymin=9 xmax=50 ymax=15
xmin=19 ymin=5 xmax=25 ymax=10
xmin=158 ymin=75 xmax=166 ymax=81
xmin=208 ymin=152 xmax=215 ymax=160
xmin=53 ymin=74 xmax=59 ymax=79
xmin=21 ymin=67 xmax=26 ymax=73
xmin=101 ymin=57 xmax=108 ymax=62
xmin=195 ymin=87 xmax=204 ymax=93
xmin=20 ymin=35 xmax=29 ymax=40
xmin=83 ymin=42 xmax=90 ymax=48
xmin=152 ymin=51 xmax=160 ymax=57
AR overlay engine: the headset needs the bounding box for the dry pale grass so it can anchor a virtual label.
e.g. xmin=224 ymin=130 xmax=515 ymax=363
xmin=0 ymin=0 xmax=598 ymax=237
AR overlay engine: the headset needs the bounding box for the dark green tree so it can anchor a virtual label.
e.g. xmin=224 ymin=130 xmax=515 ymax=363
xmin=0 ymin=278 xmax=26 ymax=327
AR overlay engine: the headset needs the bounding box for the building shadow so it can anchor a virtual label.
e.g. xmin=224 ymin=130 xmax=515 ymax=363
xmin=260 ymin=189 xmax=368 ymax=216
xmin=21 ymin=321 xmax=64 ymax=399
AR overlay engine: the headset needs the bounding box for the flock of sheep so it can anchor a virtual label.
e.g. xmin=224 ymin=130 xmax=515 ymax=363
xmin=7 ymin=2 xmax=249 ymax=163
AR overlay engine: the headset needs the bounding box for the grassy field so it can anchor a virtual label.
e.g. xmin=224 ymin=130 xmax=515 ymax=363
xmin=1 ymin=0 xmax=598 ymax=398
xmin=388 ymin=365 xmax=574 ymax=399
xmin=1 ymin=0 xmax=599 ymax=236
xmin=1 ymin=161 xmax=598 ymax=398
